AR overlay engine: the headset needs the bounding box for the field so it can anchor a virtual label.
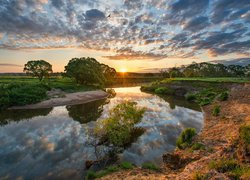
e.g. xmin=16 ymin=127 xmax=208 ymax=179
xmin=169 ymin=77 xmax=250 ymax=83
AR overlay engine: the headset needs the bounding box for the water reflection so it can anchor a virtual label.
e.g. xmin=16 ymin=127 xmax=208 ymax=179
xmin=66 ymin=99 xmax=108 ymax=124
xmin=0 ymin=108 xmax=52 ymax=126
xmin=0 ymin=86 xmax=203 ymax=179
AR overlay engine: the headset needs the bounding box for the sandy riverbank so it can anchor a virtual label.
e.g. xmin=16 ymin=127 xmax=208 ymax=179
xmin=9 ymin=90 xmax=108 ymax=109
xmin=99 ymin=83 xmax=250 ymax=179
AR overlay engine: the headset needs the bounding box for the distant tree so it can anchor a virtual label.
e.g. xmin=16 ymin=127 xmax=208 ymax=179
xmin=64 ymin=57 xmax=116 ymax=85
xmin=23 ymin=60 xmax=53 ymax=81
xmin=160 ymin=69 xmax=170 ymax=78
xmin=227 ymin=65 xmax=245 ymax=77
xmin=169 ymin=67 xmax=183 ymax=78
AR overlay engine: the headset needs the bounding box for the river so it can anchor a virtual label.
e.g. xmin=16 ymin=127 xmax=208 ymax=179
xmin=0 ymin=86 xmax=203 ymax=179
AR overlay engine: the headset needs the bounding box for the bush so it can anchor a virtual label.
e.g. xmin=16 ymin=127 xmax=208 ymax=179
xmin=140 ymin=85 xmax=157 ymax=92
xmin=176 ymin=128 xmax=196 ymax=149
xmin=142 ymin=163 xmax=159 ymax=171
xmin=218 ymin=91 xmax=229 ymax=101
xmin=119 ymin=161 xmax=134 ymax=169
xmin=154 ymin=87 xmax=174 ymax=95
xmin=0 ymin=83 xmax=49 ymax=109
xmin=106 ymin=88 xmax=116 ymax=98
xmin=191 ymin=143 xmax=205 ymax=151
xmin=95 ymin=101 xmax=145 ymax=147
xmin=185 ymin=93 xmax=196 ymax=101
xmin=239 ymin=125 xmax=250 ymax=145
xmin=212 ymin=105 xmax=221 ymax=116
xmin=193 ymin=172 xmax=208 ymax=180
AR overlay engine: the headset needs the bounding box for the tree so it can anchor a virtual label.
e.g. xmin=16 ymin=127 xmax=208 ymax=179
xmin=64 ymin=57 xmax=116 ymax=85
xmin=23 ymin=60 xmax=53 ymax=81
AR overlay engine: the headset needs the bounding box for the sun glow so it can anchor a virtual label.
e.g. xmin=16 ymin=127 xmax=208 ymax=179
xmin=119 ymin=68 xmax=127 ymax=73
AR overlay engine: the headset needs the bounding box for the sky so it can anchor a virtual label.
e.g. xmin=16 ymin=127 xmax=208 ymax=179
xmin=0 ymin=0 xmax=250 ymax=73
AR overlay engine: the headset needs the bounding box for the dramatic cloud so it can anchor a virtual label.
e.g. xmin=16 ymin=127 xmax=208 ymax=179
xmin=0 ymin=0 xmax=250 ymax=60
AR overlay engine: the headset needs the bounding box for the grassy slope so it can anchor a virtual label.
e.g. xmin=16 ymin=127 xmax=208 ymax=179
xmin=170 ymin=77 xmax=250 ymax=83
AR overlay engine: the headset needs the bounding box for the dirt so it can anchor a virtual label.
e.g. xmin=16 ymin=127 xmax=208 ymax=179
xmin=99 ymin=83 xmax=250 ymax=180
xmin=9 ymin=90 xmax=108 ymax=109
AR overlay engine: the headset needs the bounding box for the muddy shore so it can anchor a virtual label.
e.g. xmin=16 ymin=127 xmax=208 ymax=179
xmin=9 ymin=90 xmax=108 ymax=109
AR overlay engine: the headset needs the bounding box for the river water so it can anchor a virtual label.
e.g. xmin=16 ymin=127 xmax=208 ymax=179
xmin=0 ymin=86 xmax=203 ymax=179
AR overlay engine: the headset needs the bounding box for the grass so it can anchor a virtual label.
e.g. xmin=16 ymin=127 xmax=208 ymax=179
xmin=154 ymin=87 xmax=174 ymax=95
xmin=212 ymin=105 xmax=221 ymax=116
xmin=191 ymin=143 xmax=205 ymax=151
xmin=209 ymin=158 xmax=250 ymax=179
xmin=239 ymin=125 xmax=250 ymax=145
xmin=141 ymin=162 xmax=160 ymax=171
xmin=170 ymin=77 xmax=250 ymax=83
xmin=176 ymin=128 xmax=196 ymax=149
xmin=0 ymin=76 xmax=97 ymax=109
xmin=85 ymin=162 xmax=134 ymax=180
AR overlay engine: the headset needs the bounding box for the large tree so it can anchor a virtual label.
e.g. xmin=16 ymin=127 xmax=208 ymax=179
xmin=64 ymin=57 xmax=116 ymax=85
xmin=23 ymin=60 xmax=53 ymax=81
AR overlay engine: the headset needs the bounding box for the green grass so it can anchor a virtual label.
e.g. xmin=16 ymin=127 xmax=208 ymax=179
xmin=141 ymin=162 xmax=160 ymax=171
xmin=176 ymin=128 xmax=196 ymax=149
xmin=191 ymin=143 xmax=205 ymax=151
xmin=85 ymin=162 xmax=135 ymax=179
xmin=209 ymin=158 xmax=250 ymax=179
xmin=212 ymin=105 xmax=221 ymax=116
xmin=154 ymin=87 xmax=174 ymax=95
xmin=170 ymin=77 xmax=250 ymax=83
xmin=0 ymin=76 xmax=97 ymax=109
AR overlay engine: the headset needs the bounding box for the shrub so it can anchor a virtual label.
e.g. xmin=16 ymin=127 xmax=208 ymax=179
xmin=218 ymin=91 xmax=229 ymax=101
xmin=239 ymin=125 xmax=250 ymax=145
xmin=95 ymin=101 xmax=145 ymax=147
xmin=119 ymin=161 xmax=134 ymax=169
xmin=185 ymin=93 xmax=196 ymax=101
xmin=199 ymin=97 xmax=211 ymax=106
xmin=140 ymin=85 xmax=157 ymax=92
xmin=191 ymin=143 xmax=205 ymax=151
xmin=193 ymin=172 xmax=208 ymax=180
xmin=176 ymin=128 xmax=196 ymax=149
xmin=106 ymin=88 xmax=116 ymax=98
xmin=142 ymin=162 xmax=159 ymax=171
xmin=212 ymin=105 xmax=221 ymax=116
xmin=154 ymin=87 xmax=174 ymax=95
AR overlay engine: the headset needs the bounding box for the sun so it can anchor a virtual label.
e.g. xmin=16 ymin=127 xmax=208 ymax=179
xmin=120 ymin=68 xmax=127 ymax=73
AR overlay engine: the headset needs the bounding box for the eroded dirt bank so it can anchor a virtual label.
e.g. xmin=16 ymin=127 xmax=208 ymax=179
xmin=100 ymin=83 xmax=250 ymax=180
xmin=9 ymin=90 xmax=108 ymax=109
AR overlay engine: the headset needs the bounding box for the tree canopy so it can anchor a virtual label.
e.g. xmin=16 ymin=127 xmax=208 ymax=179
xmin=23 ymin=60 xmax=53 ymax=81
xmin=64 ymin=57 xmax=116 ymax=85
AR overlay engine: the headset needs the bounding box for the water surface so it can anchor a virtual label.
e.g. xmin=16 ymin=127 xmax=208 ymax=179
xmin=0 ymin=86 xmax=203 ymax=179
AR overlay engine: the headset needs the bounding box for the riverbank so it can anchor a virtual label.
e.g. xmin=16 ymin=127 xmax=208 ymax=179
xmin=9 ymin=90 xmax=108 ymax=109
xmin=98 ymin=83 xmax=250 ymax=179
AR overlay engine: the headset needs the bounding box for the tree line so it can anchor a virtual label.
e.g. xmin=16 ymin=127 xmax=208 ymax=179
xmin=160 ymin=62 xmax=250 ymax=78
xmin=23 ymin=57 xmax=116 ymax=85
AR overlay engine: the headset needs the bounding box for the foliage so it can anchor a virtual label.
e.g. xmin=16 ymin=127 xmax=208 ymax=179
xmin=209 ymin=159 xmax=250 ymax=179
xmin=191 ymin=143 xmax=205 ymax=151
xmin=176 ymin=128 xmax=196 ymax=149
xmin=105 ymin=88 xmax=116 ymax=98
xmin=23 ymin=60 xmax=53 ymax=81
xmin=140 ymin=85 xmax=157 ymax=92
xmin=185 ymin=93 xmax=196 ymax=101
xmin=0 ymin=83 xmax=49 ymax=109
xmin=95 ymin=101 xmax=145 ymax=147
xmin=239 ymin=125 xmax=250 ymax=147
xmin=64 ymin=57 xmax=116 ymax=85
xmin=218 ymin=91 xmax=229 ymax=101
xmin=141 ymin=163 xmax=159 ymax=171
xmin=193 ymin=172 xmax=208 ymax=180
xmin=154 ymin=87 xmax=174 ymax=95
xmin=119 ymin=161 xmax=134 ymax=169
xmin=212 ymin=105 xmax=221 ymax=116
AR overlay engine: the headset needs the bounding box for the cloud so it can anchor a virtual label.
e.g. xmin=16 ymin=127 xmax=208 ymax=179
xmin=0 ymin=0 xmax=249 ymax=61
xmin=0 ymin=63 xmax=22 ymax=67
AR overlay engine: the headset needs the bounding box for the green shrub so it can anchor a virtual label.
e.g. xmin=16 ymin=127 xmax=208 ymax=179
xmin=176 ymin=128 xmax=196 ymax=149
xmin=106 ymin=88 xmax=116 ymax=98
xmin=239 ymin=125 xmax=250 ymax=145
xmin=209 ymin=159 xmax=250 ymax=179
xmin=193 ymin=172 xmax=208 ymax=180
xmin=199 ymin=97 xmax=212 ymax=106
xmin=212 ymin=105 xmax=221 ymax=116
xmin=154 ymin=87 xmax=174 ymax=95
xmin=191 ymin=143 xmax=205 ymax=151
xmin=119 ymin=161 xmax=134 ymax=169
xmin=85 ymin=170 xmax=97 ymax=180
xmin=142 ymin=162 xmax=159 ymax=171
xmin=218 ymin=91 xmax=229 ymax=101
xmin=140 ymin=85 xmax=157 ymax=92
xmin=185 ymin=93 xmax=196 ymax=101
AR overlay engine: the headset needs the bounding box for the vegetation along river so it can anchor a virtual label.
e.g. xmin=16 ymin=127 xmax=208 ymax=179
xmin=0 ymin=86 xmax=203 ymax=179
